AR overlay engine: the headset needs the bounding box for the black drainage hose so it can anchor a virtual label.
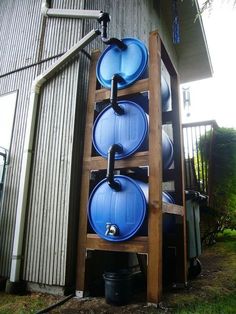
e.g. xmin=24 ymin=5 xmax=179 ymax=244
xmin=36 ymin=293 xmax=74 ymax=314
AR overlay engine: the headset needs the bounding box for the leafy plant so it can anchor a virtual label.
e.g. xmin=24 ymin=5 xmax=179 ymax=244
xmin=199 ymin=127 xmax=236 ymax=243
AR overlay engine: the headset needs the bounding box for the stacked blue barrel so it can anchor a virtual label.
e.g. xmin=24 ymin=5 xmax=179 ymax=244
xmin=88 ymin=38 xmax=174 ymax=242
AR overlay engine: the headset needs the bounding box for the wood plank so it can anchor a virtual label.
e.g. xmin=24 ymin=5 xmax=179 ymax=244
xmin=182 ymin=119 xmax=218 ymax=128
xmin=85 ymin=151 xmax=149 ymax=170
xmin=86 ymin=234 xmax=148 ymax=253
xmin=147 ymin=31 xmax=163 ymax=305
xmin=162 ymin=203 xmax=184 ymax=216
xmin=95 ymin=78 xmax=149 ymax=102
xmin=171 ymin=65 xmax=188 ymax=285
xmin=76 ymin=51 xmax=101 ymax=295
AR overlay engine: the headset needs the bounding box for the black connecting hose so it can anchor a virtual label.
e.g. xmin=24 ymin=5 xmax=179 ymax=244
xmin=97 ymin=12 xmax=127 ymax=50
xmin=36 ymin=294 xmax=74 ymax=314
xmin=106 ymin=144 xmax=123 ymax=191
xmin=110 ymin=74 xmax=125 ymax=115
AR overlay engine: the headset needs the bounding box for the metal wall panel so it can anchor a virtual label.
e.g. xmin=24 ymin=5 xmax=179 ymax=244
xmin=0 ymin=0 xmax=43 ymax=76
xmin=0 ymin=66 xmax=38 ymax=277
xmin=23 ymin=59 xmax=79 ymax=286
xmin=0 ymin=0 xmax=87 ymax=287
xmin=41 ymin=0 xmax=85 ymax=60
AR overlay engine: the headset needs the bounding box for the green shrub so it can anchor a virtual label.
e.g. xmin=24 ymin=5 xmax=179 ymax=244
xmin=199 ymin=127 xmax=236 ymax=233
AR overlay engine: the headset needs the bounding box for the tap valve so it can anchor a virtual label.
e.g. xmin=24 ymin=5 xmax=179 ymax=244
xmin=105 ymin=223 xmax=119 ymax=236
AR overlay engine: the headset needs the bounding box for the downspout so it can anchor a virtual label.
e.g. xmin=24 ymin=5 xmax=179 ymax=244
xmin=9 ymin=19 xmax=100 ymax=284
xmin=41 ymin=0 xmax=103 ymax=20
xmin=9 ymin=0 xmax=124 ymax=288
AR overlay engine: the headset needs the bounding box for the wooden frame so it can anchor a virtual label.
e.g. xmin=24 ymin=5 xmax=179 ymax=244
xmin=76 ymin=31 xmax=187 ymax=304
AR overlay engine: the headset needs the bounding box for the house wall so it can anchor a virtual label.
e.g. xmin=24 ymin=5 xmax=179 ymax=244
xmin=0 ymin=0 xmax=178 ymax=292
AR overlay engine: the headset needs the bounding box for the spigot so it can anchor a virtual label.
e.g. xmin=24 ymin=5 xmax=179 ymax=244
xmin=105 ymin=223 xmax=119 ymax=236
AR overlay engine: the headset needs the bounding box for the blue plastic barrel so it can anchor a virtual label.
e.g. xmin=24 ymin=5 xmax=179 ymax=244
xmin=88 ymin=176 xmax=174 ymax=242
xmin=96 ymin=37 xmax=171 ymax=110
xmin=93 ymin=100 xmax=148 ymax=160
xmin=88 ymin=176 xmax=147 ymax=242
xmin=161 ymin=76 xmax=171 ymax=112
xmin=96 ymin=38 xmax=148 ymax=89
xmin=92 ymin=101 xmax=173 ymax=169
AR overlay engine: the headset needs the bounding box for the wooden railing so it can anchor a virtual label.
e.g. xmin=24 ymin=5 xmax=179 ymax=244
xmin=182 ymin=120 xmax=218 ymax=195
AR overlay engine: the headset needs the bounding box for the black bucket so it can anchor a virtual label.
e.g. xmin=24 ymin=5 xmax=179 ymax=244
xmin=103 ymin=270 xmax=132 ymax=305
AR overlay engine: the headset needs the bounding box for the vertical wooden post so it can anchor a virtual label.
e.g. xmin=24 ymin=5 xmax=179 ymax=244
xmin=147 ymin=31 xmax=163 ymax=304
xmin=76 ymin=51 xmax=100 ymax=297
xmin=171 ymin=74 xmax=188 ymax=285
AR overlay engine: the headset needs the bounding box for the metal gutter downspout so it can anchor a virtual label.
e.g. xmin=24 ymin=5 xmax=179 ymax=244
xmin=9 ymin=28 xmax=100 ymax=285
xmin=41 ymin=0 xmax=102 ymax=20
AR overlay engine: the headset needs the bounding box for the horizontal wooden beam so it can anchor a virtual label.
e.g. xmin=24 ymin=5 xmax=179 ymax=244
xmin=84 ymin=151 xmax=149 ymax=170
xmin=95 ymin=78 xmax=149 ymax=102
xmin=182 ymin=119 xmax=218 ymax=128
xmin=162 ymin=203 xmax=184 ymax=216
xmin=86 ymin=234 xmax=148 ymax=253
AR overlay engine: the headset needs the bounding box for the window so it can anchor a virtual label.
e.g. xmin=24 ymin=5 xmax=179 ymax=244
xmin=0 ymin=91 xmax=17 ymax=201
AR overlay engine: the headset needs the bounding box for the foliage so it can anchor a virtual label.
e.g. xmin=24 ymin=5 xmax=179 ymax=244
xmin=192 ymin=0 xmax=236 ymax=21
xmin=198 ymin=0 xmax=236 ymax=13
xmin=175 ymin=293 xmax=236 ymax=314
xmin=0 ymin=292 xmax=59 ymax=314
xmin=199 ymin=127 xmax=236 ymax=242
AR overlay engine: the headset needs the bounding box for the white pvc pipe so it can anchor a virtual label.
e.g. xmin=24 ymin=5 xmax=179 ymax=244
xmin=10 ymin=29 xmax=100 ymax=282
xmin=41 ymin=0 xmax=102 ymax=19
xmin=46 ymin=9 xmax=102 ymax=19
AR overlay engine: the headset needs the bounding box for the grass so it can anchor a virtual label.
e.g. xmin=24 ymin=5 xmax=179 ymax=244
xmin=0 ymin=230 xmax=235 ymax=313
xmin=175 ymin=292 xmax=236 ymax=314
xmin=171 ymin=230 xmax=236 ymax=314
xmin=0 ymin=292 xmax=59 ymax=314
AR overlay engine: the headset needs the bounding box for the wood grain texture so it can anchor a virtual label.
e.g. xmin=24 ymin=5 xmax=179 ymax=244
xmin=95 ymin=78 xmax=149 ymax=102
xmin=86 ymin=152 xmax=149 ymax=170
xmin=76 ymin=51 xmax=100 ymax=293
xmin=162 ymin=203 xmax=184 ymax=216
xmin=86 ymin=234 xmax=148 ymax=253
xmin=147 ymin=30 xmax=163 ymax=304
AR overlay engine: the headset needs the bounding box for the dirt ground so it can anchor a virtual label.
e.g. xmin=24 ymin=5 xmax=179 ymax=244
xmin=48 ymin=236 xmax=236 ymax=313
xmin=0 ymin=235 xmax=235 ymax=313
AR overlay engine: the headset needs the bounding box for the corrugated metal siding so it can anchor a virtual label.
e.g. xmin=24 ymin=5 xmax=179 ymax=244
xmin=23 ymin=57 xmax=86 ymax=286
xmin=0 ymin=0 xmax=87 ymax=286
xmin=41 ymin=0 xmax=85 ymax=60
xmin=0 ymin=66 xmax=38 ymax=277
xmin=82 ymin=0 xmax=150 ymax=52
xmin=0 ymin=0 xmax=43 ymax=76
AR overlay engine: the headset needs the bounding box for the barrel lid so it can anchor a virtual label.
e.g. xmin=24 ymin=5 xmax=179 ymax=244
xmin=93 ymin=101 xmax=148 ymax=159
xmin=88 ymin=176 xmax=147 ymax=242
xmin=96 ymin=38 xmax=148 ymax=89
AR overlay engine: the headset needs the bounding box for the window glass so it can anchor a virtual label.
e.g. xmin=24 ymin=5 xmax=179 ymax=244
xmin=0 ymin=91 xmax=17 ymax=150
xmin=0 ymin=91 xmax=17 ymax=201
